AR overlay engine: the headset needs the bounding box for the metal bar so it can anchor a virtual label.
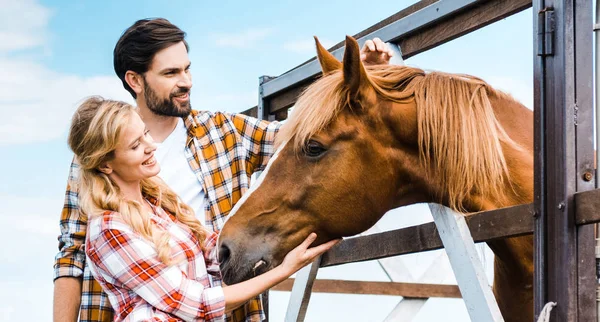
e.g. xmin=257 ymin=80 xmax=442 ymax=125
xmin=533 ymin=1 xmax=547 ymax=318
xmin=257 ymin=76 xmax=275 ymax=120
xmin=283 ymin=256 xmax=321 ymax=322
xmin=263 ymin=0 xmax=531 ymax=115
xmin=595 ymin=1 xmax=600 ymax=321
xmin=256 ymin=75 xmax=274 ymax=321
xmin=261 ymin=0 xmax=481 ymax=99
xmin=429 ymin=204 xmax=504 ymax=322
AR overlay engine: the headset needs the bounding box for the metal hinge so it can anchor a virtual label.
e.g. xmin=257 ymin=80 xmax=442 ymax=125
xmin=538 ymin=8 xmax=555 ymax=56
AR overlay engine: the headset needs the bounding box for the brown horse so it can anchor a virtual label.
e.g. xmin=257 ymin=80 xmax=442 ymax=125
xmin=218 ymin=36 xmax=534 ymax=322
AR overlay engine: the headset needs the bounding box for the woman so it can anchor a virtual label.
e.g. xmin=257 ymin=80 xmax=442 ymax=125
xmin=68 ymin=96 xmax=338 ymax=321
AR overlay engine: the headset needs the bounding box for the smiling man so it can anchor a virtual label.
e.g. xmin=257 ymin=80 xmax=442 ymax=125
xmin=52 ymin=18 xmax=392 ymax=322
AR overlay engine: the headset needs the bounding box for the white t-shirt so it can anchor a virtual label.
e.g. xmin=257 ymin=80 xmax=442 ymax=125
xmin=154 ymin=118 xmax=206 ymax=222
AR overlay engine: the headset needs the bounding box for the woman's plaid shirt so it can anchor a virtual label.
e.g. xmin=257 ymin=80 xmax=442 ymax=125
xmin=54 ymin=111 xmax=280 ymax=322
xmin=86 ymin=205 xmax=225 ymax=322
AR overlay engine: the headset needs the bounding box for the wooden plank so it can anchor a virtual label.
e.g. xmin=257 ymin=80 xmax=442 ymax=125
xmin=272 ymin=279 xmax=461 ymax=299
xmin=265 ymin=0 xmax=532 ymax=114
xmin=398 ymin=0 xmax=531 ymax=59
xmin=321 ymin=203 xmax=533 ymax=267
xmin=575 ymin=189 xmax=600 ymax=226
xmin=240 ymin=106 xmax=258 ymax=118
xmin=429 ymin=204 xmax=503 ymax=322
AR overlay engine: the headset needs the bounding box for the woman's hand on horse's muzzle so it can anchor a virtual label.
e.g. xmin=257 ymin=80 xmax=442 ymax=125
xmin=279 ymin=233 xmax=341 ymax=275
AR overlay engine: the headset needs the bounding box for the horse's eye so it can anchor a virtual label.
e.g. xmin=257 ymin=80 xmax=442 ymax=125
xmin=304 ymin=140 xmax=327 ymax=158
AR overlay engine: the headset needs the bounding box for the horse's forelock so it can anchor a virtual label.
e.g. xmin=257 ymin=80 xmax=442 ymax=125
xmin=275 ymin=71 xmax=348 ymax=154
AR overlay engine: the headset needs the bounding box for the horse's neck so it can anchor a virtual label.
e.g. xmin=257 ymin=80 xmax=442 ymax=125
xmin=471 ymin=93 xmax=534 ymax=211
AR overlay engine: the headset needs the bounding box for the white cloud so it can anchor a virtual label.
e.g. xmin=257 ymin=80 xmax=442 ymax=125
xmin=0 ymin=281 xmax=53 ymax=321
xmin=0 ymin=0 xmax=53 ymax=53
xmin=213 ymin=28 xmax=273 ymax=48
xmin=283 ymin=38 xmax=335 ymax=54
xmin=0 ymin=1 xmax=133 ymax=147
xmin=0 ymin=193 xmax=57 ymax=321
xmin=201 ymin=91 xmax=258 ymax=113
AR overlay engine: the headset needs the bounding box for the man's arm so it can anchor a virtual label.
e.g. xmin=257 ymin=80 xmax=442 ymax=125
xmin=53 ymin=160 xmax=87 ymax=322
xmin=228 ymin=113 xmax=281 ymax=172
xmin=53 ymin=277 xmax=82 ymax=322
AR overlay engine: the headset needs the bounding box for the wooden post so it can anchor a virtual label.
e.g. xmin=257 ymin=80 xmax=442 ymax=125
xmin=284 ymin=257 xmax=322 ymax=322
xmin=429 ymin=204 xmax=504 ymax=322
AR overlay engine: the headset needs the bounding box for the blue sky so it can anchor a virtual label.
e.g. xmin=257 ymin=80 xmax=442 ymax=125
xmin=0 ymin=1 xmax=533 ymax=321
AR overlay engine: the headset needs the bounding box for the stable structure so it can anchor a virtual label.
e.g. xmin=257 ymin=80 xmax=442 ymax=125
xmin=242 ymin=0 xmax=600 ymax=321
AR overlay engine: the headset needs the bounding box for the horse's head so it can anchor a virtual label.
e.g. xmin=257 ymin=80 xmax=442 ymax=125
xmin=218 ymin=36 xmax=522 ymax=284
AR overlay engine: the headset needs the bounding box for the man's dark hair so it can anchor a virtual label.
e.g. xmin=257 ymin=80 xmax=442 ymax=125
xmin=114 ymin=18 xmax=189 ymax=98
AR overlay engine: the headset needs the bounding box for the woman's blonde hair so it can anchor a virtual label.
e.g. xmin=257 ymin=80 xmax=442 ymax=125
xmin=68 ymin=96 xmax=208 ymax=264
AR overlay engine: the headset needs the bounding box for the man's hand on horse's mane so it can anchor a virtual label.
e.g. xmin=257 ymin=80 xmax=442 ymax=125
xmin=360 ymin=37 xmax=393 ymax=66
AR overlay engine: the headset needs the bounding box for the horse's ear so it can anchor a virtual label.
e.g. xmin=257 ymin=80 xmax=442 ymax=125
xmin=342 ymin=35 xmax=368 ymax=96
xmin=315 ymin=36 xmax=342 ymax=74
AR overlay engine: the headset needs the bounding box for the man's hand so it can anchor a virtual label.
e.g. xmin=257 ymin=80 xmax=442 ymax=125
xmin=360 ymin=37 xmax=394 ymax=66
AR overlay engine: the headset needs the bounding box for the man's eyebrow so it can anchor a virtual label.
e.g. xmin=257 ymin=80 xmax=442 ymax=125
xmin=159 ymin=62 xmax=191 ymax=74
xmin=159 ymin=67 xmax=180 ymax=74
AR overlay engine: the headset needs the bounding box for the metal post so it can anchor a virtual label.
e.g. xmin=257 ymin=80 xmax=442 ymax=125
xmin=258 ymin=75 xmax=275 ymax=121
xmin=256 ymin=74 xmax=276 ymax=321
xmin=533 ymin=0 xmax=595 ymax=320
xmin=594 ymin=1 xmax=600 ymax=320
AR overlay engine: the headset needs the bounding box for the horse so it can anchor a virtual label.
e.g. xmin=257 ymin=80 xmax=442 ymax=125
xmin=218 ymin=36 xmax=534 ymax=322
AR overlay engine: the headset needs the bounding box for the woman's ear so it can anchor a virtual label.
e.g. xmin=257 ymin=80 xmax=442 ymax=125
xmin=98 ymin=162 xmax=113 ymax=175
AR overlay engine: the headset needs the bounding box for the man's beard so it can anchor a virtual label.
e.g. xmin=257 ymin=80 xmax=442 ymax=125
xmin=143 ymin=80 xmax=192 ymax=118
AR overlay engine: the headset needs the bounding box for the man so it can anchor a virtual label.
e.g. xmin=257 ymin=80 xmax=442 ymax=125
xmin=53 ymin=18 xmax=393 ymax=322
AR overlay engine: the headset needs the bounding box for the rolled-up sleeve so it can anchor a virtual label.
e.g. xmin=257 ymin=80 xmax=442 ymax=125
xmin=54 ymin=159 xmax=87 ymax=280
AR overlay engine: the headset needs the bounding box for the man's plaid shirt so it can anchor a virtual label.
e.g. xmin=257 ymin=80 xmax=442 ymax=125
xmin=54 ymin=110 xmax=280 ymax=322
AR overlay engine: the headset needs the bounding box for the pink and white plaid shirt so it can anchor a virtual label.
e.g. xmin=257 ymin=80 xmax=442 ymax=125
xmin=85 ymin=201 xmax=225 ymax=322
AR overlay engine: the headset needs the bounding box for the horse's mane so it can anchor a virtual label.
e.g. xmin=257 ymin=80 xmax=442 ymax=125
xmin=276 ymin=65 xmax=520 ymax=211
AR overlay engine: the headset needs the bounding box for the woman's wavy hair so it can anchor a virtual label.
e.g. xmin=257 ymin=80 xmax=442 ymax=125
xmin=68 ymin=96 xmax=208 ymax=264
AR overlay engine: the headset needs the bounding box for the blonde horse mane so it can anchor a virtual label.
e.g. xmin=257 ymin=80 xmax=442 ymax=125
xmin=276 ymin=65 xmax=519 ymax=212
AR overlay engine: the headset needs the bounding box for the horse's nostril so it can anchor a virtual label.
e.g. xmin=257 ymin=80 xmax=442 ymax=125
xmin=218 ymin=244 xmax=231 ymax=265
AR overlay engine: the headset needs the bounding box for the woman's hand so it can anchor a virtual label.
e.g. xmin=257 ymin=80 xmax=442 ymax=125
xmin=280 ymin=233 xmax=341 ymax=275
xmin=222 ymin=233 xmax=340 ymax=312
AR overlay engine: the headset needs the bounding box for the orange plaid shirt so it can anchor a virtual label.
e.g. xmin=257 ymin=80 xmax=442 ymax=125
xmin=54 ymin=110 xmax=280 ymax=321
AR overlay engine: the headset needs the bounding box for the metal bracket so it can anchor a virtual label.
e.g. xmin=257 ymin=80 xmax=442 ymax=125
xmin=258 ymin=75 xmax=276 ymax=120
xmin=538 ymin=8 xmax=555 ymax=57
xmin=385 ymin=42 xmax=405 ymax=66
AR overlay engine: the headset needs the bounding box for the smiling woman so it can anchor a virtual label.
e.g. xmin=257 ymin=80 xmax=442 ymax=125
xmin=65 ymin=96 xmax=338 ymax=321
